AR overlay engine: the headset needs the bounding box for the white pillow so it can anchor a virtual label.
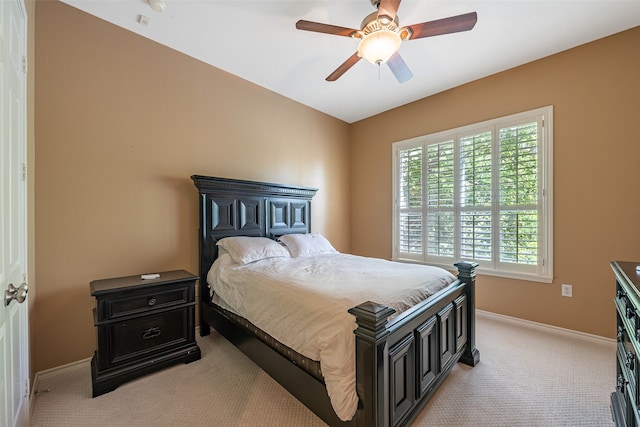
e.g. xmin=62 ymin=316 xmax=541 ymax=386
xmin=279 ymin=233 xmax=338 ymax=258
xmin=216 ymin=236 xmax=290 ymax=265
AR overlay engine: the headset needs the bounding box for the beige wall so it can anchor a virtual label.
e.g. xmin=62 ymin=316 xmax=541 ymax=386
xmin=33 ymin=1 xmax=640 ymax=373
xmin=34 ymin=1 xmax=350 ymax=372
xmin=350 ymin=26 xmax=640 ymax=339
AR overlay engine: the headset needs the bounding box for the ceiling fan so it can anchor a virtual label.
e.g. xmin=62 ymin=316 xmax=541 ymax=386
xmin=295 ymin=0 xmax=477 ymax=83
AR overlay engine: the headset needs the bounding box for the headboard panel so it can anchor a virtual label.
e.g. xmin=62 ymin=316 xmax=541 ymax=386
xmin=191 ymin=175 xmax=318 ymax=297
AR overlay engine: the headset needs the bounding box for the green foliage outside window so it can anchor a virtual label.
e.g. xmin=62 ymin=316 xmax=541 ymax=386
xmin=398 ymin=121 xmax=541 ymax=267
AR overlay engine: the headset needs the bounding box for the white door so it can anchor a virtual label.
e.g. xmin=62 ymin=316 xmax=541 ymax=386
xmin=1 ymin=0 xmax=29 ymax=426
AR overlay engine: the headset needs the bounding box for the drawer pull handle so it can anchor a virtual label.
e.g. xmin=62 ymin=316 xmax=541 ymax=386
xmin=142 ymin=327 xmax=161 ymax=340
xmin=626 ymin=351 xmax=635 ymax=371
xmin=627 ymin=306 xmax=635 ymax=320
xmin=617 ymin=374 xmax=627 ymax=392
xmin=148 ymin=298 xmax=157 ymax=306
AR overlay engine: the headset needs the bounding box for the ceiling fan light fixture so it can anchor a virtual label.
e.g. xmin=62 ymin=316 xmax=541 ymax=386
xmin=295 ymin=1 xmax=478 ymax=82
xmin=357 ymin=30 xmax=401 ymax=64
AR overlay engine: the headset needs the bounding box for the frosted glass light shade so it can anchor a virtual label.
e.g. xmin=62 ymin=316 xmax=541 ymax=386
xmin=357 ymin=30 xmax=402 ymax=64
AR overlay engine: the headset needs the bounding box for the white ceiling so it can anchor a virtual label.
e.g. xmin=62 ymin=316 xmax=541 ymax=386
xmin=60 ymin=0 xmax=640 ymax=123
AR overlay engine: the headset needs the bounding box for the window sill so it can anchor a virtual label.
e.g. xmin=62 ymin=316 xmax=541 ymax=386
xmin=392 ymin=258 xmax=553 ymax=284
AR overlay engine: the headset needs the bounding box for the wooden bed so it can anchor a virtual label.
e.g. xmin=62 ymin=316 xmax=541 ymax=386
xmin=192 ymin=175 xmax=479 ymax=427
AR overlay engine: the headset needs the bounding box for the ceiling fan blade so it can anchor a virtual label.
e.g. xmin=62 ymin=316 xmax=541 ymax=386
xmin=296 ymin=20 xmax=358 ymax=37
xmin=387 ymin=52 xmax=413 ymax=83
xmin=406 ymin=12 xmax=478 ymax=40
xmin=377 ymin=0 xmax=401 ymax=21
xmin=326 ymin=52 xmax=362 ymax=81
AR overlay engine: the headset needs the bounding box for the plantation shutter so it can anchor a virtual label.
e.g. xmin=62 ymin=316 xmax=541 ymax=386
xmin=392 ymin=106 xmax=551 ymax=282
xmin=498 ymin=121 xmax=539 ymax=266
xmin=426 ymin=140 xmax=455 ymax=258
xmin=459 ymin=131 xmax=492 ymax=261
xmin=398 ymin=146 xmax=423 ymax=256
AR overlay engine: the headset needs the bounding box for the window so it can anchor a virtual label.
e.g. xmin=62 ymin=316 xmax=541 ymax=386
xmin=393 ymin=106 xmax=553 ymax=282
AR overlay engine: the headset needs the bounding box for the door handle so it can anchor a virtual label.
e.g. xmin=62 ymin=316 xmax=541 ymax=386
xmin=4 ymin=282 xmax=28 ymax=306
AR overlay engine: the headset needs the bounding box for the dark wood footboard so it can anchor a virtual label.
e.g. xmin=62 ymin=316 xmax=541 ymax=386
xmin=349 ymin=261 xmax=479 ymax=427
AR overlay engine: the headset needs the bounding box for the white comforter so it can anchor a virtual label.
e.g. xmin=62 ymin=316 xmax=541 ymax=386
xmin=207 ymin=253 xmax=456 ymax=421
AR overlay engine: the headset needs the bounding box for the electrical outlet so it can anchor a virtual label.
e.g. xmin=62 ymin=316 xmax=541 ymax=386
xmin=561 ymin=283 xmax=573 ymax=297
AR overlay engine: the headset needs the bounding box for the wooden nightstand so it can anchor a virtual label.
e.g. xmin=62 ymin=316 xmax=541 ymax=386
xmin=90 ymin=270 xmax=201 ymax=397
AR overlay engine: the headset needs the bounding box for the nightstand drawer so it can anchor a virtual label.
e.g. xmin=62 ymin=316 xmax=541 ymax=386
xmin=109 ymin=307 xmax=192 ymax=366
xmin=105 ymin=285 xmax=191 ymax=320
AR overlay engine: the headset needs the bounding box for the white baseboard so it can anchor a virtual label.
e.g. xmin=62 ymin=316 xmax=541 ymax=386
xmin=477 ymin=309 xmax=615 ymax=345
xmin=31 ymin=357 xmax=91 ymax=400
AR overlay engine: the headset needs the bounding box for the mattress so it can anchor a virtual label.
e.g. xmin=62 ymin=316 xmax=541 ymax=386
xmin=212 ymin=296 xmax=324 ymax=381
xmin=207 ymin=252 xmax=456 ymax=421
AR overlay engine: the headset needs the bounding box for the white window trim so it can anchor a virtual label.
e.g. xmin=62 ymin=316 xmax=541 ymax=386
xmin=392 ymin=106 xmax=553 ymax=283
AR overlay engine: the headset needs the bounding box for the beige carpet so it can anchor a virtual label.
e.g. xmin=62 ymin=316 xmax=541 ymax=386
xmin=30 ymin=312 xmax=615 ymax=426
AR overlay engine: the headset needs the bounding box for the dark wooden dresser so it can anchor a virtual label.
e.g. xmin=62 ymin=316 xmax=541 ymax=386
xmin=90 ymin=269 xmax=201 ymax=397
xmin=612 ymin=261 xmax=640 ymax=426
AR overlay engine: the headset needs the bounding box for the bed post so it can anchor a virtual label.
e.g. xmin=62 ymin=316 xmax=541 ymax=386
xmin=197 ymin=191 xmax=211 ymax=337
xmin=348 ymin=302 xmax=396 ymax=427
xmin=454 ymin=261 xmax=480 ymax=367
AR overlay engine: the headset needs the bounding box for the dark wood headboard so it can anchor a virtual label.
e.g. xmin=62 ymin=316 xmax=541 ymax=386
xmin=191 ymin=175 xmax=318 ymax=297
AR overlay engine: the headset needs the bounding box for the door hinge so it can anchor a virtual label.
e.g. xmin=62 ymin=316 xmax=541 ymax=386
xmin=22 ymin=56 xmax=27 ymax=74
xmin=24 ymin=379 xmax=30 ymax=397
xmin=22 ymin=164 xmax=27 ymax=181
